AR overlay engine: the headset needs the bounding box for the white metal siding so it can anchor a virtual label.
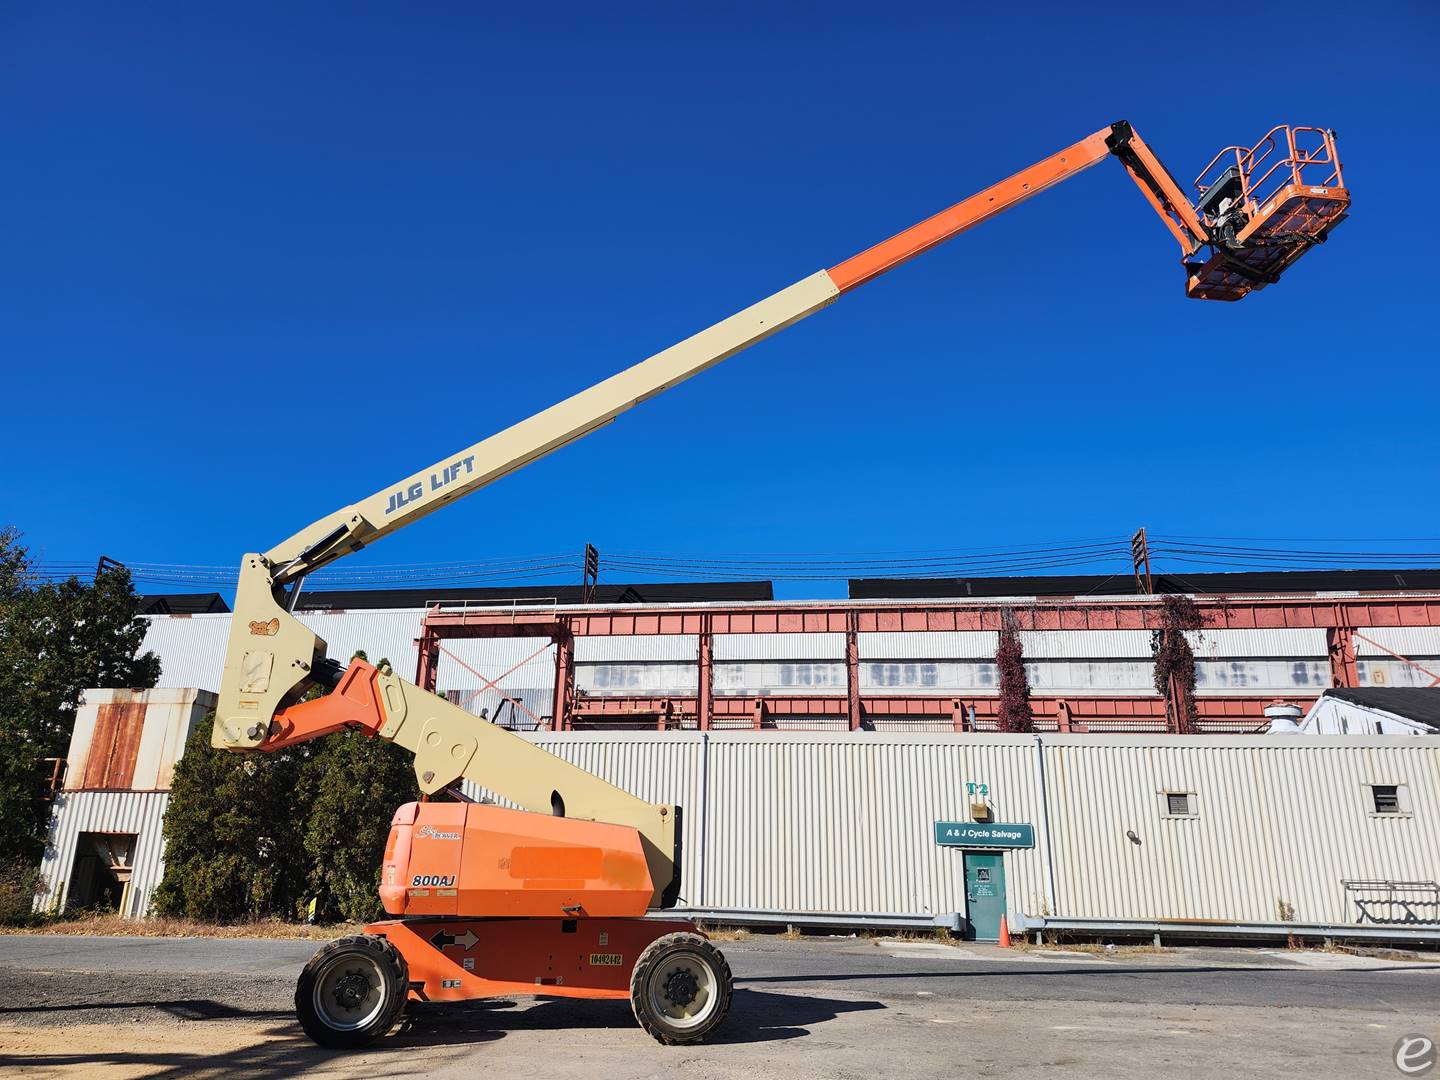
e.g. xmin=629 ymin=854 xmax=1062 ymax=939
xmin=859 ymin=632 xmax=997 ymax=659
xmin=439 ymin=639 xmax=556 ymax=693
xmin=713 ymin=633 xmax=846 ymax=660
xmin=1042 ymin=737 xmax=1440 ymax=924
xmin=39 ymin=726 xmax=1440 ymax=927
xmin=141 ymin=615 xmax=230 ymax=691
xmin=701 ymin=734 xmax=1049 ymax=918
xmin=1187 ymin=628 xmax=1329 ymax=658
xmin=139 ymin=612 xmax=558 ymax=694
xmin=37 ymin=790 xmax=172 ymax=919
xmin=1357 ymin=627 xmax=1440 ymax=657
xmin=575 ymin=636 xmax=697 ymax=662
xmin=1019 ymin=630 xmax=1152 ymax=659
xmin=1298 ymin=699 xmax=1433 ymax=736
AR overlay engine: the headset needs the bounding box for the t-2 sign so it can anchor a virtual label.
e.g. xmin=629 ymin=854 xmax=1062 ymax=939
xmin=966 ymin=782 xmax=990 ymax=799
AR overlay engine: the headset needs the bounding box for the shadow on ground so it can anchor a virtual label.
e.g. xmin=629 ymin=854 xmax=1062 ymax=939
xmin=0 ymin=988 xmax=881 ymax=1077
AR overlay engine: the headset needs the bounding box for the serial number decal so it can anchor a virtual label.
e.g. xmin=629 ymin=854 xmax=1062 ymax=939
xmin=411 ymin=874 xmax=456 ymax=887
xmin=589 ymin=953 xmax=624 ymax=966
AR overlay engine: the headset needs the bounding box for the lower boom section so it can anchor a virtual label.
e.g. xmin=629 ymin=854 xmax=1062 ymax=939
xmin=295 ymin=916 xmax=733 ymax=1048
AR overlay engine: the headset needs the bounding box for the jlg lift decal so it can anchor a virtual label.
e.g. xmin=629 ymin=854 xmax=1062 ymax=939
xmin=589 ymin=953 xmax=624 ymax=966
xmin=385 ymin=455 xmax=478 ymax=515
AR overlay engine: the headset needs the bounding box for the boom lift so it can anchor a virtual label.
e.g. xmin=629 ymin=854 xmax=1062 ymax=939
xmin=212 ymin=120 xmax=1348 ymax=1048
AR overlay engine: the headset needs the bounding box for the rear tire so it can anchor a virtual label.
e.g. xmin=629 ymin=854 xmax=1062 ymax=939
xmin=629 ymin=932 xmax=732 ymax=1044
xmin=295 ymin=934 xmax=408 ymax=1049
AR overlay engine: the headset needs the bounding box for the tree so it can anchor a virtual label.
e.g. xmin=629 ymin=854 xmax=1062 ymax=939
xmin=995 ymin=614 xmax=1034 ymax=733
xmin=296 ymin=652 xmax=417 ymax=923
xmin=155 ymin=650 xmax=417 ymax=923
xmin=0 ymin=529 xmax=160 ymax=865
xmin=1152 ymin=593 xmax=1204 ymax=734
xmin=152 ymin=718 xmax=308 ymax=920
xmin=298 ymin=731 xmax=417 ymax=923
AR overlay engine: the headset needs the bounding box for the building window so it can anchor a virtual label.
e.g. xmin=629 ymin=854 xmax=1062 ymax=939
xmin=1162 ymin=791 xmax=1196 ymax=817
xmin=1370 ymin=784 xmax=1404 ymax=815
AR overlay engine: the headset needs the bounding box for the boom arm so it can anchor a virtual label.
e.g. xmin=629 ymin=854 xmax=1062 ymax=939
xmin=259 ymin=123 xmax=1207 ymax=585
xmin=213 ymin=119 xmax=1348 ymax=909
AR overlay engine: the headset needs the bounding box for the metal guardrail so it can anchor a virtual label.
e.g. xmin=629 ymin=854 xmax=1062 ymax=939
xmin=1013 ymin=914 xmax=1440 ymax=945
xmin=654 ymin=907 xmax=964 ymax=932
xmin=659 ymin=908 xmax=1440 ymax=944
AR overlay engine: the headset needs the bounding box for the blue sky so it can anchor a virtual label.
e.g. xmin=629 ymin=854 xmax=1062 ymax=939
xmin=4 ymin=2 xmax=1437 ymax=599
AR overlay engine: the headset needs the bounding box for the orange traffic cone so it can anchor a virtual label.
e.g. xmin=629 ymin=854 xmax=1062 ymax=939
xmin=998 ymin=915 xmax=1011 ymax=948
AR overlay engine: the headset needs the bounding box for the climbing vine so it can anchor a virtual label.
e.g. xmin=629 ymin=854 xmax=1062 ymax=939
xmin=1151 ymin=594 xmax=1205 ymax=733
xmin=995 ymin=613 xmax=1034 ymax=733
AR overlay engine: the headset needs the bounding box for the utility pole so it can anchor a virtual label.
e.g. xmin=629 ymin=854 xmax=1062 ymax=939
xmin=582 ymin=543 xmax=600 ymax=604
xmin=1130 ymin=528 xmax=1154 ymax=594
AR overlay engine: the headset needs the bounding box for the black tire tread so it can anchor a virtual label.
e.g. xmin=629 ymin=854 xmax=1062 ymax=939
xmin=294 ymin=933 xmax=409 ymax=1049
xmin=629 ymin=931 xmax=733 ymax=1045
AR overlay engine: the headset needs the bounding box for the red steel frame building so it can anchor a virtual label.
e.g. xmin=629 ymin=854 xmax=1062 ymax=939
xmin=414 ymin=590 xmax=1440 ymax=736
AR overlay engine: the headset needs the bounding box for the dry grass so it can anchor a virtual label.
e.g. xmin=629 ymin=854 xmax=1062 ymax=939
xmin=1009 ymin=939 xmax=1171 ymax=956
xmin=0 ymin=913 xmax=361 ymax=940
xmin=872 ymin=929 xmax=960 ymax=946
xmin=694 ymin=924 xmax=751 ymax=942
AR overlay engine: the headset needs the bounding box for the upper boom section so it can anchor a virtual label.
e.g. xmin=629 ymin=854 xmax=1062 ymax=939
xmin=265 ymin=272 xmax=840 ymax=583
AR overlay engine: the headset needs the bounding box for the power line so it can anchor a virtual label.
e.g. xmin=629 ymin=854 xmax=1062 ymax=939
xmin=30 ymin=534 xmax=1440 ymax=591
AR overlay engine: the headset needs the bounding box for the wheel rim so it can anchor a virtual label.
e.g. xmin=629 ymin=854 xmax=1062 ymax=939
xmin=311 ymin=951 xmax=388 ymax=1032
xmin=646 ymin=951 xmax=720 ymax=1031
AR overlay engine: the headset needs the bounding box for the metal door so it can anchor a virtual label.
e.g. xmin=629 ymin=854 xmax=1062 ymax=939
xmin=963 ymin=852 xmax=1007 ymax=941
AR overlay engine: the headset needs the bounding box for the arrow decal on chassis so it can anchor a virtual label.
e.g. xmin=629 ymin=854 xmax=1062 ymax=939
xmin=429 ymin=928 xmax=479 ymax=951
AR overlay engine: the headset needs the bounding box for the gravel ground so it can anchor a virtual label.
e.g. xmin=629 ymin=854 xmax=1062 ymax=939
xmin=1 ymin=934 xmax=1436 ymax=1079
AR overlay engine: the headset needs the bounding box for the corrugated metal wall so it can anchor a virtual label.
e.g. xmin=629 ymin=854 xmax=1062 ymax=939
xmin=501 ymin=733 xmax=1437 ymax=926
xmin=1187 ymin=629 xmax=1329 ymax=658
xmin=37 ymin=790 xmax=172 ymax=919
xmin=714 ymin=633 xmax=846 ymax=660
xmin=859 ymin=632 xmax=997 ymax=659
xmin=1042 ymin=736 xmax=1440 ymax=924
xmin=46 ymin=722 xmax=1439 ymax=928
xmin=1358 ymin=627 xmax=1440 ymax=656
xmin=701 ymin=735 xmax=1048 ymax=918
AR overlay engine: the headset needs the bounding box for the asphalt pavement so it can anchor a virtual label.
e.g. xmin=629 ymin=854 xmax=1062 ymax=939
xmin=1 ymin=932 xmax=1437 ymax=1079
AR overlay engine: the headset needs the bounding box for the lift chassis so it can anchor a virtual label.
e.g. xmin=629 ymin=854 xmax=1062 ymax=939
xmin=212 ymin=119 xmax=1348 ymax=1048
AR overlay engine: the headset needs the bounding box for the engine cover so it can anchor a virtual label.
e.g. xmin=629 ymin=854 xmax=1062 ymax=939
xmin=379 ymin=802 xmax=655 ymax=919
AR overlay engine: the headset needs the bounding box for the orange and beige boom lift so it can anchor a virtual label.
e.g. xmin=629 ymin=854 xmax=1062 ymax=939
xmin=212 ymin=120 xmax=1348 ymax=1048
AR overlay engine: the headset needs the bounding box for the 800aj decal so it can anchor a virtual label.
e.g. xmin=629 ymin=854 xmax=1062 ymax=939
xmin=412 ymin=874 xmax=456 ymax=887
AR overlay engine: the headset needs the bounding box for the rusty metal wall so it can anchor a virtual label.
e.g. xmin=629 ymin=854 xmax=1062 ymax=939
xmin=67 ymin=689 xmax=216 ymax=792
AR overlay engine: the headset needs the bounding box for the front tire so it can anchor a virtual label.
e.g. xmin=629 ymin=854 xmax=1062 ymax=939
xmin=629 ymin=932 xmax=733 ymax=1044
xmin=295 ymin=934 xmax=408 ymax=1048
